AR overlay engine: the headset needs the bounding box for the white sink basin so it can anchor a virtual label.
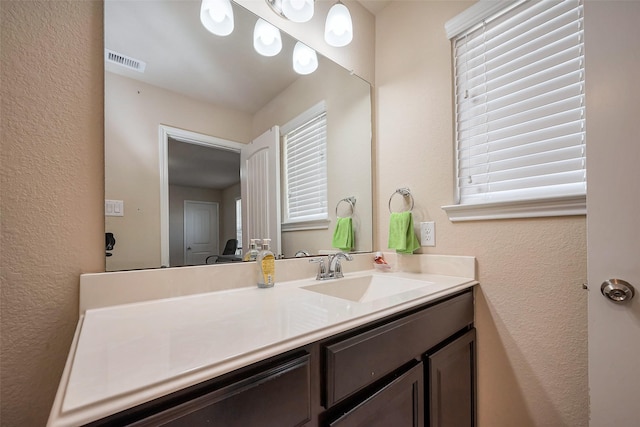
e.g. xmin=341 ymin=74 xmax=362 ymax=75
xmin=301 ymin=274 xmax=431 ymax=303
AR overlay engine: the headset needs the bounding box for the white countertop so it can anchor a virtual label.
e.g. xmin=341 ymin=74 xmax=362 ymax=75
xmin=48 ymin=268 xmax=476 ymax=427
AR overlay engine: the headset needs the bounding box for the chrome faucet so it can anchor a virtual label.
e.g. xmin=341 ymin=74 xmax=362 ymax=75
xmin=310 ymin=252 xmax=353 ymax=280
xmin=328 ymin=252 xmax=353 ymax=279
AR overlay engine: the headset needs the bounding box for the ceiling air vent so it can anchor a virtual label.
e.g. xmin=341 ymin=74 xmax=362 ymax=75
xmin=105 ymin=49 xmax=146 ymax=73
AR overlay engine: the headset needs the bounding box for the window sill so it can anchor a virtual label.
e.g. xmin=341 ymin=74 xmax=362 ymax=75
xmin=442 ymin=195 xmax=586 ymax=222
xmin=282 ymin=219 xmax=330 ymax=232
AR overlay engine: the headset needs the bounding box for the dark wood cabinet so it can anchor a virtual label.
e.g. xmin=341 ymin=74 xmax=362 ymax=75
xmin=129 ymin=354 xmax=311 ymax=427
xmin=427 ymin=328 xmax=476 ymax=427
xmin=324 ymin=291 xmax=473 ymax=406
xmin=87 ymin=290 xmax=475 ymax=427
xmin=328 ymin=362 xmax=424 ymax=427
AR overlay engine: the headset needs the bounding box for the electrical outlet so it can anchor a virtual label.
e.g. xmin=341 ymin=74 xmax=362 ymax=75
xmin=420 ymin=221 xmax=435 ymax=246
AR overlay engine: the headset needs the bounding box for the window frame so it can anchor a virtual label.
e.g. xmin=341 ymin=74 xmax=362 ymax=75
xmin=442 ymin=0 xmax=587 ymax=222
xmin=280 ymin=101 xmax=330 ymax=231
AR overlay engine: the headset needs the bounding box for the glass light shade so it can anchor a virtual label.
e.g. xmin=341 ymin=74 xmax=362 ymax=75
xmin=324 ymin=3 xmax=353 ymax=47
xmin=200 ymin=0 xmax=234 ymax=36
xmin=293 ymin=42 xmax=318 ymax=75
xmin=253 ymin=19 xmax=282 ymax=57
xmin=282 ymin=0 xmax=314 ymax=23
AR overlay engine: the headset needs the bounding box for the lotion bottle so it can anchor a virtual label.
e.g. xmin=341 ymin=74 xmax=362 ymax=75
xmin=256 ymin=238 xmax=275 ymax=288
xmin=243 ymin=239 xmax=260 ymax=262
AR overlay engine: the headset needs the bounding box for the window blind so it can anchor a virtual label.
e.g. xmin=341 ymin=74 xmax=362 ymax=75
xmin=283 ymin=112 xmax=328 ymax=222
xmin=453 ymin=0 xmax=586 ymax=206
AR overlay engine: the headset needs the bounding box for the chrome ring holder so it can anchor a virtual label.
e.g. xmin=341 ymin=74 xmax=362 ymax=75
xmin=388 ymin=188 xmax=414 ymax=213
xmin=335 ymin=196 xmax=356 ymax=217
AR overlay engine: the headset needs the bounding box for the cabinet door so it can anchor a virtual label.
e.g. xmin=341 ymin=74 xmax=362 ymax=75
xmin=129 ymin=354 xmax=310 ymax=427
xmin=325 ymin=291 xmax=473 ymax=406
xmin=328 ymin=363 xmax=424 ymax=427
xmin=427 ymin=328 xmax=476 ymax=427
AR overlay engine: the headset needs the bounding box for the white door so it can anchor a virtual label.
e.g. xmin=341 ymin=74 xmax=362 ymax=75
xmin=585 ymin=3 xmax=640 ymax=426
xmin=241 ymin=126 xmax=281 ymax=256
xmin=184 ymin=201 xmax=219 ymax=265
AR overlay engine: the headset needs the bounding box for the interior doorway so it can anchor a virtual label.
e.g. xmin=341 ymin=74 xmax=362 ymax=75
xmin=159 ymin=125 xmax=244 ymax=267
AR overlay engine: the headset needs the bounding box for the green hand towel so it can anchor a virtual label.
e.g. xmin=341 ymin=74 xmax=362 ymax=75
xmin=388 ymin=211 xmax=420 ymax=254
xmin=332 ymin=217 xmax=354 ymax=251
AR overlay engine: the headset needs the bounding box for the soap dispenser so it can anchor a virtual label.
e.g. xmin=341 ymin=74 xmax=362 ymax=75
xmin=243 ymin=239 xmax=260 ymax=262
xmin=256 ymin=238 xmax=275 ymax=288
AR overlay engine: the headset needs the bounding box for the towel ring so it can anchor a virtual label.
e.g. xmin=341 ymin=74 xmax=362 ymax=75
xmin=388 ymin=188 xmax=414 ymax=213
xmin=336 ymin=196 xmax=356 ymax=217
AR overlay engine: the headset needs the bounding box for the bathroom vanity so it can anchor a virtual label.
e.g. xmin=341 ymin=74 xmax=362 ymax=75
xmin=47 ymin=255 xmax=477 ymax=427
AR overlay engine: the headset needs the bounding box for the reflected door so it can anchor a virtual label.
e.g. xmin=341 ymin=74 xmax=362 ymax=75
xmin=241 ymin=126 xmax=281 ymax=256
xmin=184 ymin=201 xmax=219 ymax=265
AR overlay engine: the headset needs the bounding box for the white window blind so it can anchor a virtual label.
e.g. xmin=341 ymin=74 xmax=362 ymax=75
xmin=450 ymin=0 xmax=586 ymax=214
xmin=283 ymin=110 xmax=328 ymax=223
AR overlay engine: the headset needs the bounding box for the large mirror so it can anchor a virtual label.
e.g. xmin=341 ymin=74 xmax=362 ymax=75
xmin=104 ymin=0 xmax=373 ymax=271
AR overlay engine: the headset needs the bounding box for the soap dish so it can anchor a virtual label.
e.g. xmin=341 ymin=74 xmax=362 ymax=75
xmin=373 ymin=262 xmax=391 ymax=271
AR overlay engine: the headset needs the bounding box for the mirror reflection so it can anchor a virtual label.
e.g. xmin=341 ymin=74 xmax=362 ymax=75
xmin=104 ymin=0 xmax=373 ymax=271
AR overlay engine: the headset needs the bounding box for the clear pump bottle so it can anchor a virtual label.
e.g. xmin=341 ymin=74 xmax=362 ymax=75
xmin=256 ymin=238 xmax=275 ymax=288
xmin=243 ymin=239 xmax=260 ymax=262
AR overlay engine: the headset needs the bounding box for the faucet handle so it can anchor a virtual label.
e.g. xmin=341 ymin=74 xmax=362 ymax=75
xmin=309 ymin=257 xmax=326 ymax=280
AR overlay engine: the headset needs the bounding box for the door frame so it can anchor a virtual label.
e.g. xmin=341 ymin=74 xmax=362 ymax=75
xmin=158 ymin=125 xmax=244 ymax=267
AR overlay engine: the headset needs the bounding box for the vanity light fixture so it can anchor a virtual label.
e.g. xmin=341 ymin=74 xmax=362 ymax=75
xmin=200 ymin=0 xmax=234 ymax=36
xmin=292 ymin=41 xmax=318 ymax=75
xmin=254 ymin=19 xmax=283 ymax=56
xmin=266 ymin=0 xmax=314 ymax=23
xmin=324 ymin=1 xmax=353 ymax=47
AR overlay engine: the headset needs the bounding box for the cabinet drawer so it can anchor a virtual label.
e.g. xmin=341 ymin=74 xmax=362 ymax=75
xmin=130 ymin=354 xmax=311 ymax=427
xmin=324 ymin=291 xmax=473 ymax=406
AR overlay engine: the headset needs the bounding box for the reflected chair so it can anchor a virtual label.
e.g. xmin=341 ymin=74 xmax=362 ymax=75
xmin=222 ymin=239 xmax=238 ymax=256
xmin=215 ymin=239 xmax=241 ymax=263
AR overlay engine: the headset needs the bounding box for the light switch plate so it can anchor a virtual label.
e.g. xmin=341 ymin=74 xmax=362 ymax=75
xmin=420 ymin=221 xmax=435 ymax=246
xmin=105 ymin=199 xmax=124 ymax=217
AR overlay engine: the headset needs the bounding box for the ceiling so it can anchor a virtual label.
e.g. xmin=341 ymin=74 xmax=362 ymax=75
xmin=105 ymin=0 xmax=301 ymax=115
xmin=105 ymin=1 xmax=387 ymax=116
xmin=168 ymin=138 xmax=240 ymax=190
xmin=358 ymin=0 xmax=391 ymax=16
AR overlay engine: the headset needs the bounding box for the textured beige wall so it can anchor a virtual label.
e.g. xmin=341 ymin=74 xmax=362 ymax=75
xmin=0 ymin=1 xmax=105 ymax=426
xmin=375 ymin=2 xmax=588 ymax=426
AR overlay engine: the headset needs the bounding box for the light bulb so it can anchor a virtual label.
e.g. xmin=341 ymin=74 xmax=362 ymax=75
xmin=290 ymin=0 xmax=306 ymax=11
xmin=331 ymin=15 xmax=349 ymax=36
xmin=208 ymin=6 xmax=226 ymax=23
xmin=282 ymin=0 xmax=314 ymax=23
xmin=325 ymin=2 xmax=352 ymax=47
xmin=254 ymin=19 xmax=282 ymax=57
xmin=200 ymin=0 xmax=234 ymax=36
xmin=293 ymin=42 xmax=318 ymax=75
